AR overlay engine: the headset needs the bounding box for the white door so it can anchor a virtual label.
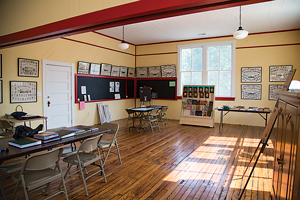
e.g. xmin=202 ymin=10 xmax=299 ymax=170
xmin=43 ymin=59 xmax=75 ymax=129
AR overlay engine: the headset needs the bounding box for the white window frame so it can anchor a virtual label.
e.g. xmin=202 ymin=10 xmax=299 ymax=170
xmin=177 ymin=40 xmax=236 ymax=97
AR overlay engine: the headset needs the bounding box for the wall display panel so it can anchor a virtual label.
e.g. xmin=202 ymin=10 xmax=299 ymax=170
xmin=161 ymin=64 xmax=176 ymax=77
xmin=269 ymin=84 xmax=283 ymax=100
xmin=149 ymin=66 xmax=161 ymax=78
xmin=10 ymin=81 xmax=37 ymax=103
xmin=136 ymin=67 xmax=148 ymax=78
xmin=269 ymin=65 xmax=293 ymax=82
xmin=18 ymin=58 xmax=39 ymax=77
xmin=90 ymin=63 xmax=101 ymax=75
xmin=101 ymin=63 xmax=112 ymax=76
xmin=241 ymin=67 xmax=262 ymax=83
xmin=77 ymin=61 xmax=90 ymax=75
xmin=120 ymin=66 xmax=128 ymax=77
xmin=241 ymin=84 xmax=262 ymax=100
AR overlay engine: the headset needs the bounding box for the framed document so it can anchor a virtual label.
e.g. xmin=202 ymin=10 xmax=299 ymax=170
xmin=136 ymin=67 xmax=148 ymax=78
xmin=0 ymin=80 xmax=2 ymax=103
xmin=0 ymin=54 xmax=2 ymax=78
xmin=128 ymin=68 xmax=135 ymax=78
xmin=111 ymin=65 xmax=120 ymax=77
xmin=149 ymin=66 xmax=161 ymax=78
xmin=119 ymin=66 xmax=128 ymax=77
xmin=241 ymin=67 xmax=262 ymax=82
xmin=269 ymin=65 xmax=292 ymax=82
xmin=89 ymin=63 xmax=101 ymax=75
xmin=77 ymin=61 xmax=90 ymax=74
xmin=18 ymin=58 xmax=39 ymax=77
xmin=241 ymin=84 xmax=261 ymax=100
xmin=101 ymin=63 xmax=112 ymax=76
xmin=269 ymin=84 xmax=283 ymax=100
xmin=161 ymin=64 xmax=176 ymax=77
xmin=10 ymin=81 xmax=37 ymax=103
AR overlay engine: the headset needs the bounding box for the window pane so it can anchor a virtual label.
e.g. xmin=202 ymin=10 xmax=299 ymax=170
xmin=219 ymin=71 xmax=231 ymax=96
xmin=208 ymin=46 xmax=219 ymax=70
xmin=192 ymin=48 xmax=202 ymax=71
xmin=208 ymin=71 xmax=219 ymax=95
xmin=181 ymin=49 xmax=191 ymax=71
xmin=181 ymin=72 xmax=191 ymax=86
xmin=220 ymin=45 xmax=231 ymax=70
xmin=191 ymin=72 xmax=202 ymax=85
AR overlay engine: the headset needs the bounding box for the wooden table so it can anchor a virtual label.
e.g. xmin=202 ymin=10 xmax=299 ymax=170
xmin=0 ymin=127 xmax=109 ymax=164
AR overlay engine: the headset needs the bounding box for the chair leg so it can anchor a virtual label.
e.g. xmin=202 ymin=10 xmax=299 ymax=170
xmin=78 ymin=164 xmax=88 ymax=196
xmin=114 ymin=141 xmax=122 ymax=164
xmin=98 ymin=158 xmax=107 ymax=183
xmin=58 ymin=164 xmax=69 ymax=200
xmin=0 ymin=180 xmax=7 ymax=200
xmin=21 ymin=177 xmax=29 ymax=200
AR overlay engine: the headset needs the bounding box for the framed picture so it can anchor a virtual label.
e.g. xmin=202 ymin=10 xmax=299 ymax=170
xmin=161 ymin=64 xmax=176 ymax=77
xmin=269 ymin=84 xmax=283 ymax=100
xmin=128 ymin=68 xmax=135 ymax=78
xmin=18 ymin=58 xmax=39 ymax=77
xmin=241 ymin=84 xmax=261 ymax=100
xmin=77 ymin=61 xmax=90 ymax=74
xmin=269 ymin=65 xmax=293 ymax=82
xmin=149 ymin=66 xmax=161 ymax=78
xmin=120 ymin=66 xmax=128 ymax=77
xmin=0 ymin=54 xmax=2 ymax=78
xmin=10 ymin=81 xmax=37 ymax=103
xmin=0 ymin=80 xmax=2 ymax=103
xmin=111 ymin=65 xmax=120 ymax=77
xmin=241 ymin=67 xmax=262 ymax=82
xmin=136 ymin=67 xmax=148 ymax=78
xmin=101 ymin=63 xmax=112 ymax=76
xmin=90 ymin=63 xmax=101 ymax=75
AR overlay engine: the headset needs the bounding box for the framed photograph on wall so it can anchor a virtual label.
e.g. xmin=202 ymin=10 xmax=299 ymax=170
xmin=149 ymin=66 xmax=162 ymax=78
xmin=18 ymin=58 xmax=39 ymax=77
xmin=241 ymin=84 xmax=262 ymax=100
xmin=161 ymin=64 xmax=176 ymax=77
xmin=119 ymin=66 xmax=128 ymax=77
xmin=269 ymin=84 xmax=283 ymax=100
xmin=128 ymin=67 xmax=135 ymax=78
xmin=136 ymin=67 xmax=148 ymax=78
xmin=0 ymin=80 xmax=2 ymax=103
xmin=269 ymin=65 xmax=293 ymax=82
xmin=101 ymin=63 xmax=112 ymax=76
xmin=0 ymin=54 xmax=2 ymax=78
xmin=111 ymin=65 xmax=120 ymax=77
xmin=241 ymin=67 xmax=262 ymax=83
xmin=77 ymin=61 xmax=90 ymax=74
xmin=90 ymin=63 xmax=101 ymax=75
xmin=10 ymin=81 xmax=37 ymax=103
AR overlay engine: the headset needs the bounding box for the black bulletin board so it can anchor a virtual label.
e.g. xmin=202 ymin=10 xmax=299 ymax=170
xmin=137 ymin=79 xmax=176 ymax=99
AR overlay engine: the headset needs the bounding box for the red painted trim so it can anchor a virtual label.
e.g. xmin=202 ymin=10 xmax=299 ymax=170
xmin=215 ymin=97 xmax=235 ymax=101
xmin=93 ymin=31 xmax=135 ymax=46
xmin=137 ymin=78 xmax=177 ymax=81
xmin=0 ymin=0 xmax=270 ymax=49
xmin=75 ymin=73 xmax=135 ymax=80
xmin=75 ymin=98 xmax=135 ymax=104
xmin=136 ymin=52 xmax=177 ymax=56
xmin=237 ymin=43 xmax=300 ymax=50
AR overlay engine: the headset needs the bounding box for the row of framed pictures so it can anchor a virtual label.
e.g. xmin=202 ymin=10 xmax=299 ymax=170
xmin=241 ymin=65 xmax=292 ymax=82
xmin=136 ymin=65 xmax=176 ymax=78
xmin=241 ymin=84 xmax=283 ymax=100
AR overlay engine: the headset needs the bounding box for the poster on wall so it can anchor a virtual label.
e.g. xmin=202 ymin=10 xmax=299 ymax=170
xmin=149 ymin=66 xmax=162 ymax=78
xmin=10 ymin=81 xmax=37 ymax=103
xmin=241 ymin=84 xmax=261 ymax=100
xmin=269 ymin=65 xmax=293 ymax=82
xmin=136 ymin=67 xmax=148 ymax=78
xmin=119 ymin=66 xmax=128 ymax=77
xmin=269 ymin=84 xmax=283 ymax=100
xmin=77 ymin=61 xmax=90 ymax=74
xmin=161 ymin=64 xmax=176 ymax=77
xmin=90 ymin=63 xmax=101 ymax=75
xmin=127 ymin=68 xmax=135 ymax=78
xmin=101 ymin=63 xmax=112 ymax=76
xmin=111 ymin=65 xmax=120 ymax=77
xmin=241 ymin=67 xmax=262 ymax=83
xmin=18 ymin=58 xmax=39 ymax=77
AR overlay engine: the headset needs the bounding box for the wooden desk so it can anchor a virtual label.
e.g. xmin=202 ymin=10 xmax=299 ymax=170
xmin=215 ymin=107 xmax=271 ymax=130
xmin=0 ymin=116 xmax=48 ymax=135
xmin=0 ymin=127 xmax=109 ymax=164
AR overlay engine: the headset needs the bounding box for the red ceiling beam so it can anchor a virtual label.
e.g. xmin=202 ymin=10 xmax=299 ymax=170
xmin=0 ymin=0 xmax=272 ymax=49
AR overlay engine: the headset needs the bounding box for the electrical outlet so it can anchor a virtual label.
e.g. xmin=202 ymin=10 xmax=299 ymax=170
xmin=88 ymin=111 xmax=91 ymax=115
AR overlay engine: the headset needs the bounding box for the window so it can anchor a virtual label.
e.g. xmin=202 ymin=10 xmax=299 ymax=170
xmin=178 ymin=40 xmax=236 ymax=97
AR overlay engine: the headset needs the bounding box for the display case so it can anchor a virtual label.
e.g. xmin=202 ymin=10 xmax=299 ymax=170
xmin=179 ymin=85 xmax=214 ymax=127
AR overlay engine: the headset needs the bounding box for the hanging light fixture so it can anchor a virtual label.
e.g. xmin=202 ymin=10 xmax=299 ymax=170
xmin=233 ymin=6 xmax=248 ymax=39
xmin=118 ymin=26 xmax=129 ymax=50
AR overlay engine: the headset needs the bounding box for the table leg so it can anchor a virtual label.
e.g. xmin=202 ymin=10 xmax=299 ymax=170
xmin=265 ymin=113 xmax=268 ymax=127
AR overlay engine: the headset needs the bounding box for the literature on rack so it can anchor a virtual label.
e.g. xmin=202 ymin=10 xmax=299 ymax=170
xmin=33 ymin=131 xmax=59 ymax=140
xmin=9 ymin=138 xmax=41 ymax=148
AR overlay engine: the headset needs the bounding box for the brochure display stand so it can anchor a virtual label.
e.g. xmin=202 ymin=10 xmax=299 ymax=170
xmin=179 ymin=85 xmax=214 ymax=127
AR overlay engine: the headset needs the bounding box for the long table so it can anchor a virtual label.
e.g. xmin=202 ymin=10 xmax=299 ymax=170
xmin=0 ymin=127 xmax=109 ymax=164
xmin=215 ymin=107 xmax=271 ymax=130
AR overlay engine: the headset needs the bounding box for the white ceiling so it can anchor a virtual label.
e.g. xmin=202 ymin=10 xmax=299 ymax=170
xmin=96 ymin=0 xmax=300 ymax=45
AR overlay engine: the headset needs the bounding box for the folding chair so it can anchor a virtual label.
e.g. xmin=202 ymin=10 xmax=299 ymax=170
xmin=98 ymin=123 xmax=122 ymax=167
xmin=63 ymin=134 xmax=106 ymax=196
xmin=125 ymin=108 xmax=139 ymax=132
xmin=0 ymin=120 xmax=13 ymax=136
xmin=142 ymin=109 xmax=161 ymax=134
xmin=158 ymin=106 xmax=169 ymax=129
xmin=12 ymin=148 xmax=68 ymax=200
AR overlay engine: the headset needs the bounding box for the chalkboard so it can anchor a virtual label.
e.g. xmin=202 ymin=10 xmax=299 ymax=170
xmin=137 ymin=79 xmax=176 ymax=99
xmin=76 ymin=75 xmax=134 ymax=102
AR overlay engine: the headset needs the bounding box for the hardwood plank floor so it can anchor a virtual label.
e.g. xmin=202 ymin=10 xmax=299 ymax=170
xmin=2 ymin=119 xmax=275 ymax=200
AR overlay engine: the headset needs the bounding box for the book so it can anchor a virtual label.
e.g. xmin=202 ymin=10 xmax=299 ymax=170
xmin=9 ymin=138 xmax=41 ymax=148
xmin=56 ymin=129 xmax=76 ymax=139
xmin=33 ymin=132 xmax=59 ymax=140
xmin=41 ymin=137 xmax=60 ymax=143
xmin=72 ymin=125 xmax=99 ymax=132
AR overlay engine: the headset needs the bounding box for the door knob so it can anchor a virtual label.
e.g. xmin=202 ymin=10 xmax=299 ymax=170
xmin=47 ymin=101 xmax=51 ymax=107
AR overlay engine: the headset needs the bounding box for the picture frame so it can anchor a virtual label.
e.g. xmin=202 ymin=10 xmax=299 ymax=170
xmin=10 ymin=81 xmax=37 ymax=103
xmin=269 ymin=84 xmax=283 ymax=100
xmin=89 ymin=63 xmax=101 ymax=75
xmin=241 ymin=84 xmax=262 ymax=100
xmin=77 ymin=61 xmax=90 ymax=74
xmin=111 ymin=65 xmax=120 ymax=77
xmin=0 ymin=80 xmax=2 ymax=103
xmin=127 ymin=68 xmax=135 ymax=78
xmin=18 ymin=58 xmax=39 ymax=77
xmin=241 ymin=67 xmax=262 ymax=83
xmin=101 ymin=63 xmax=112 ymax=76
xmin=148 ymin=66 xmax=161 ymax=78
xmin=161 ymin=64 xmax=176 ymax=77
xmin=0 ymin=54 xmax=2 ymax=78
xmin=136 ymin=67 xmax=148 ymax=78
xmin=269 ymin=65 xmax=293 ymax=82
xmin=119 ymin=66 xmax=128 ymax=77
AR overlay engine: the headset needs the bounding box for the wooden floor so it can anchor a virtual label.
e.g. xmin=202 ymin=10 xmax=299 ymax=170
xmin=2 ymin=119 xmax=275 ymax=200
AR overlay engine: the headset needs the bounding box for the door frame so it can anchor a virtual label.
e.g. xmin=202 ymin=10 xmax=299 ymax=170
xmin=42 ymin=59 xmax=75 ymax=127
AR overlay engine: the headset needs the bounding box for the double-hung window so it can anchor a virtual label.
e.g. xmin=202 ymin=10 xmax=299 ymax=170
xmin=177 ymin=40 xmax=236 ymax=97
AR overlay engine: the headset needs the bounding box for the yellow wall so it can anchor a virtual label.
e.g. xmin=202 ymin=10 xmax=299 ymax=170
xmin=0 ymin=0 xmax=138 ymax=36
xmin=0 ymin=32 xmax=135 ymax=127
xmin=136 ymin=30 xmax=300 ymax=126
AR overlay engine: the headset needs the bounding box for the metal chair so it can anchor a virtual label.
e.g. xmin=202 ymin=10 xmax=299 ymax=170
xmin=63 ymin=134 xmax=106 ymax=196
xmin=98 ymin=123 xmax=122 ymax=167
xmin=12 ymin=148 xmax=68 ymax=200
xmin=158 ymin=106 xmax=169 ymax=129
xmin=143 ymin=109 xmax=161 ymax=134
xmin=0 ymin=120 xmax=13 ymax=136
xmin=125 ymin=108 xmax=139 ymax=132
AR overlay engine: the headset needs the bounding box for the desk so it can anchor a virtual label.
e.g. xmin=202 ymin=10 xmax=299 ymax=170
xmin=0 ymin=116 xmax=48 ymax=135
xmin=0 ymin=127 xmax=109 ymax=164
xmin=216 ymin=107 xmax=271 ymax=130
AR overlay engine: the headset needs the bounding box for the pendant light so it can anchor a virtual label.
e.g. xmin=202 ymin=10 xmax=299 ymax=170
xmin=118 ymin=26 xmax=129 ymax=50
xmin=233 ymin=6 xmax=248 ymax=39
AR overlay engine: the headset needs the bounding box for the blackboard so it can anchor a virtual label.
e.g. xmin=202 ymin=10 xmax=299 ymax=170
xmin=76 ymin=75 xmax=134 ymax=102
xmin=137 ymin=79 xmax=176 ymax=99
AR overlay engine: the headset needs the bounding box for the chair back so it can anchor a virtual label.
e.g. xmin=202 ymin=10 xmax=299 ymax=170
xmin=0 ymin=120 xmax=12 ymax=132
xmin=149 ymin=109 xmax=158 ymax=116
xmin=79 ymin=134 xmax=103 ymax=152
xmin=23 ymin=148 xmax=62 ymax=171
xmin=126 ymin=108 xmax=135 ymax=115
xmin=100 ymin=123 xmax=119 ymax=136
xmin=161 ymin=107 xmax=168 ymax=114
